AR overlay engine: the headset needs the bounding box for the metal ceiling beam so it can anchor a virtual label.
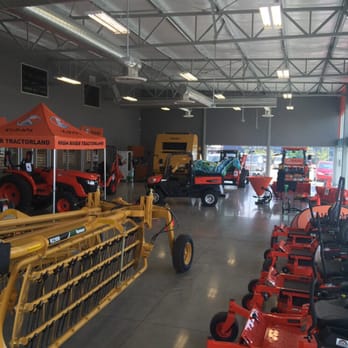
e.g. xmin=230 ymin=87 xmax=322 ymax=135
xmin=127 ymin=30 xmax=348 ymax=48
xmin=71 ymin=6 xmax=344 ymax=20
xmin=317 ymin=0 xmax=348 ymax=92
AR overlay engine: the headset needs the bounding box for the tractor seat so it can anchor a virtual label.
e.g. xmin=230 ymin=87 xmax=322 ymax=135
xmin=315 ymin=297 xmax=348 ymax=329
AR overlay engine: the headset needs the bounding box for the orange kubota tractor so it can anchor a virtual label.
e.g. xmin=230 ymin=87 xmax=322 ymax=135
xmin=0 ymin=150 xmax=100 ymax=213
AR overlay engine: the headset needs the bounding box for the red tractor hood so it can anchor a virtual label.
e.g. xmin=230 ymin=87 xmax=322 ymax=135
xmin=56 ymin=169 xmax=100 ymax=180
xmin=147 ymin=174 xmax=163 ymax=184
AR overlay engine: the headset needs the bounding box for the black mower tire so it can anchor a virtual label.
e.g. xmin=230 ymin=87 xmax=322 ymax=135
xmin=201 ymin=190 xmax=218 ymax=207
xmin=242 ymin=293 xmax=254 ymax=310
xmin=247 ymin=279 xmax=259 ymax=293
xmin=0 ymin=175 xmax=32 ymax=212
xmin=172 ymin=234 xmax=194 ymax=273
xmin=56 ymin=191 xmax=80 ymax=212
xmin=262 ymin=258 xmax=273 ymax=272
xmin=263 ymin=248 xmax=272 ymax=259
xmin=210 ymin=311 xmax=239 ymax=342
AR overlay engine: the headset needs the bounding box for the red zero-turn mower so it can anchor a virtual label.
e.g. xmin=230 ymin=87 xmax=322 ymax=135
xmin=0 ymin=150 xmax=100 ymax=213
xmin=207 ymin=178 xmax=348 ymax=348
xmin=207 ymin=245 xmax=348 ymax=348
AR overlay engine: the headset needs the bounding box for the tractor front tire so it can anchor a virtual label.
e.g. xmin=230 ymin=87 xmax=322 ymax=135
xmin=0 ymin=175 xmax=32 ymax=212
xmin=56 ymin=192 xmax=80 ymax=212
xmin=201 ymin=190 xmax=218 ymax=207
xmin=172 ymin=234 xmax=194 ymax=273
xmin=210 ymin=311 xmax=239 ymax=342
xmin=151 ymin=189 xmax=165 ymax=205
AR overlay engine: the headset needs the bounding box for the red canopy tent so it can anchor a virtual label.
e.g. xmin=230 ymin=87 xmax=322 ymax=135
xmin=0 ymin=103 xmax=107 ymax=211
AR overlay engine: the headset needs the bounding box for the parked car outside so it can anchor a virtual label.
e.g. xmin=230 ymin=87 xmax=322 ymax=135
xmin=316 ymin=160 xmax=333 ymax=184
xmin=245 ymin=154 xmax=265 ymax=175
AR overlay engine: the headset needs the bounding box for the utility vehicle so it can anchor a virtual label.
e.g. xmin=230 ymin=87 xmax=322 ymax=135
xmin=147 ymin=153 xmax=225 ymax=207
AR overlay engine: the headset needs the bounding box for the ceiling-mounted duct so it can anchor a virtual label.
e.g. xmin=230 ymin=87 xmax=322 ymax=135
xmin=15 ymin=6 xmax=139 ymax=66
xmin=0 ymin=0 xmax=72 ymax=9
xmin=177 ymin=85 xmax=213 ymax=107
xmin=215 ymin=97 xmax=277 ymax=108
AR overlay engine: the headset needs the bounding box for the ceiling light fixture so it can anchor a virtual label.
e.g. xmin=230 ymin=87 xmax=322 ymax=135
xmin=56 ymin=76 xmax=81 ymax=85
xmin=183 ymin=110 xmax=194 ymax=118
xmin=180 ymin=72 xmax=198 ymax=82
xmin=283 ymin=93 xmax=292 ymax=99
xmin=232 ymin=107 xmax=241 ymax=111
xmin=259 ymin=7 xmax=272 ymax=28
xmin=161 ymin=107 xmax=170 ymax=111
xmin=277 ymin=69 xmax=290 ymax=79
xmin=122 ymin=96 xmax=138 ymax=102
xmin=214 ymin=93 xmax=226 ymax=100
xmin=259 ymin=5 xmax=282 ymax=29
xmin=270 ymin=6 xmax=282 ymax=28
xmin=262 ymin=107 xmax=274 ymax=118
xmin=88 ymin=11 xmax=129 ymax=34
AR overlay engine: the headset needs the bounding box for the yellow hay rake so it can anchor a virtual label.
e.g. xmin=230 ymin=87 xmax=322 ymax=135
xmin=0 ymin=192 xmax=193 ymax=347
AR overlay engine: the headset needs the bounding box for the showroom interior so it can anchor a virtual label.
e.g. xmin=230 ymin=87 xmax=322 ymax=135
xmin=0 ymin=1 xmax=348 ymax=348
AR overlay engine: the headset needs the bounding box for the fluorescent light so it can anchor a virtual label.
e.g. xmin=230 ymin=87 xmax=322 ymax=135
xmin=122 ymin=96 xmax=138 ymax=102
xmin=277 ymin=69 xmax=289 ymax=79
xmin=214 ymin=93 xmax=226 ymax=100
xmin=286 ymin=105 xmax=294 ymax=110
xmin=161 ymin=107 xmax=170 ymax=111
xmin=283 ymin=93 xmax=292 ymax=99
xmin=259 ymin=7 xmax=272 ymax=28
xmin=233 ymin=107 xmax=241 ymax=111
xmin=56 ymin=76 xmax=81 ymax=85
xmin=271 ymin=5 xmax=282 ymax=28
xmin=180 ymin=72 xmax=198 ymax=81
xmin=88 ymin=11 xmax=129 ymax=34
xmin=260 ymin=6 xmax=282 ymax=29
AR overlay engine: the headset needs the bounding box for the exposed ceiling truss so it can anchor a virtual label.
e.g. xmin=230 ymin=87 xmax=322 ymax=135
xmin=0 ymin=0 xmax=347 ymax=107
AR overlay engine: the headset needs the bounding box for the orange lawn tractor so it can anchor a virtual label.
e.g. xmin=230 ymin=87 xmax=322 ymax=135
xmin=0 ymin=150 xmax=100 ymax=213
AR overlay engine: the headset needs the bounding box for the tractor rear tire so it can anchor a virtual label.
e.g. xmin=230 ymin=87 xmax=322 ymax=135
xmin=56 ymin=192 xmax=80 ymax=212
xmin=201 ymin=190 xmax=218 ymax=207
xmin=172 ymin=234 xmax=194 ymax=273
xmin=210 ymin=311 xmax=239 ymax=342
xmin=0 ymin=175 xmax=32 ymax=212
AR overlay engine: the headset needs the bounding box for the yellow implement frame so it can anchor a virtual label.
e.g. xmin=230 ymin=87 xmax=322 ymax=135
xmin=0 ymin=192 xmax=193 ymax=348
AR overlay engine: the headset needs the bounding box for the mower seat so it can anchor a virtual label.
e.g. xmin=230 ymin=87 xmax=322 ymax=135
xmin=315 ymin=297 xmax=348 ymax=329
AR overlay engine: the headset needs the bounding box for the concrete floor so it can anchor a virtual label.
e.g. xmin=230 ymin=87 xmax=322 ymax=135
xmin=63 ymin=182 xmax=302 ymax=348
